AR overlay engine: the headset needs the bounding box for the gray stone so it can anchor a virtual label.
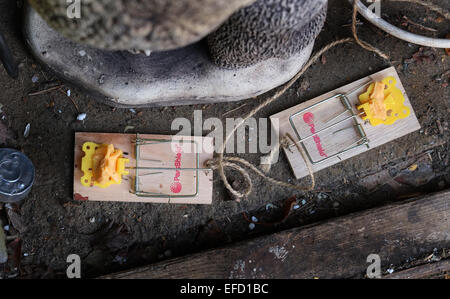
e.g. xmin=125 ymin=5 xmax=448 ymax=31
xmin=208 ymin=0 xmax=327 ymax=68
xmin=24 ymin=5 xmax=314 ymax=107
xmin=28 ymin=0 xmax=256 ymax=51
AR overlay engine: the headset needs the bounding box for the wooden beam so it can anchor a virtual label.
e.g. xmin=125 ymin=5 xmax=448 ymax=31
xmin=101 ymin=190 xmax=450 ymax=279
xmin=382 ymin=259 xmax=450 ymax=279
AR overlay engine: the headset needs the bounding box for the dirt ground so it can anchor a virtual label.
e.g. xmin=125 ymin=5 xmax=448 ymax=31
xmin=0 ymin=0 xmax=448 ymax=278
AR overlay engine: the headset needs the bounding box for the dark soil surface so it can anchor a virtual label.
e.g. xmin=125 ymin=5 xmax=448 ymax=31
xmin=0 ymin=0 xmax=448 ymax=278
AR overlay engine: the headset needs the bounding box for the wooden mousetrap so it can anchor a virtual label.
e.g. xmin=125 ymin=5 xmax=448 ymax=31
xmin=73 ymin=132 xmax=214 ymax=204
xmin=270 ymin=67 xmax=421 ymax=179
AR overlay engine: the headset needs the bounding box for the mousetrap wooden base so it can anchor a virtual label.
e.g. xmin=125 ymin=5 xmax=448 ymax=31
xmin=73 ymin=132 xmax=214 ymax=204
xmin=270 ymin=67 xmax=421 ymax=179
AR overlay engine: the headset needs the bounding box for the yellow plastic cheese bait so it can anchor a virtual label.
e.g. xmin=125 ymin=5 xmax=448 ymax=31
xmin=357 ymin=76 xmax=410 ymax=126
xmin=81 ymin=142 xmax=129 ymax=188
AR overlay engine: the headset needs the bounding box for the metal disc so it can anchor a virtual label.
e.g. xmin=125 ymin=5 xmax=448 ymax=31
xmin=0 ymin=148 xmax=35 ymax=203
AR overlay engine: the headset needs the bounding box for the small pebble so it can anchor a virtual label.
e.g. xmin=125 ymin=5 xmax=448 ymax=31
xmin=67 ymin=89 xmax=71 ymax=97
xmin=249 ymin=223 xmax=255 ymax=230
xmin=251 ymin=216 xmax=258 ymax=222
xmin=23 ymin=123 xmax=31 ymax=138
xmin=293 ymin=205 xmax=300 ymax=210
xmin=89 ymin=217 xmax=96 ymax=223
xmin=387 ymin=268 xmax=394 ymax=274
xmin=77 ymin=113 xmax=87 ymax=121
xmin=78 ymin=50 xmax=86 ymax=57
xmin=31 ymin=75 xmax=39 ymax=83
xmin=3 ymin=225 xmax=9 ymax=231
xmin=301 ymin=199 xmax=307 ymax=205
xmin=265 ymin=203 xmax=275 ymax=210
xmin=430 ymin=254 xmax=441 ymax=262
xmin=317 ymin=193 xmax=328 ymax=200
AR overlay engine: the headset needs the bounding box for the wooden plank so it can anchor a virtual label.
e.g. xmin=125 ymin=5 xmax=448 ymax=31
xmin=101 ymin=190 xmax=450 ymax=279
xmin=270 ymin=67 xmax=421 ymax=179
xmin=73 ymin=132 xmax=214 ymax=204
xmin=382 ymin=259 xmax=450 ymax=279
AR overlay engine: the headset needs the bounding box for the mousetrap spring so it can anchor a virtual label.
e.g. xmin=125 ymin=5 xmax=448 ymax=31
xmin=288 ymin=81 xmax=371 ymax=164
xmin=130 ymin=134 xmax=211 ymax=199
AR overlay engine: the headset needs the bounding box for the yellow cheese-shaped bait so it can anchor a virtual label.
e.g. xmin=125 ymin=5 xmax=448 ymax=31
xmin=358 ymin=76 xmax=410 ymax=126
xmin=81 ymin=142 xmax=129 ymax=188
